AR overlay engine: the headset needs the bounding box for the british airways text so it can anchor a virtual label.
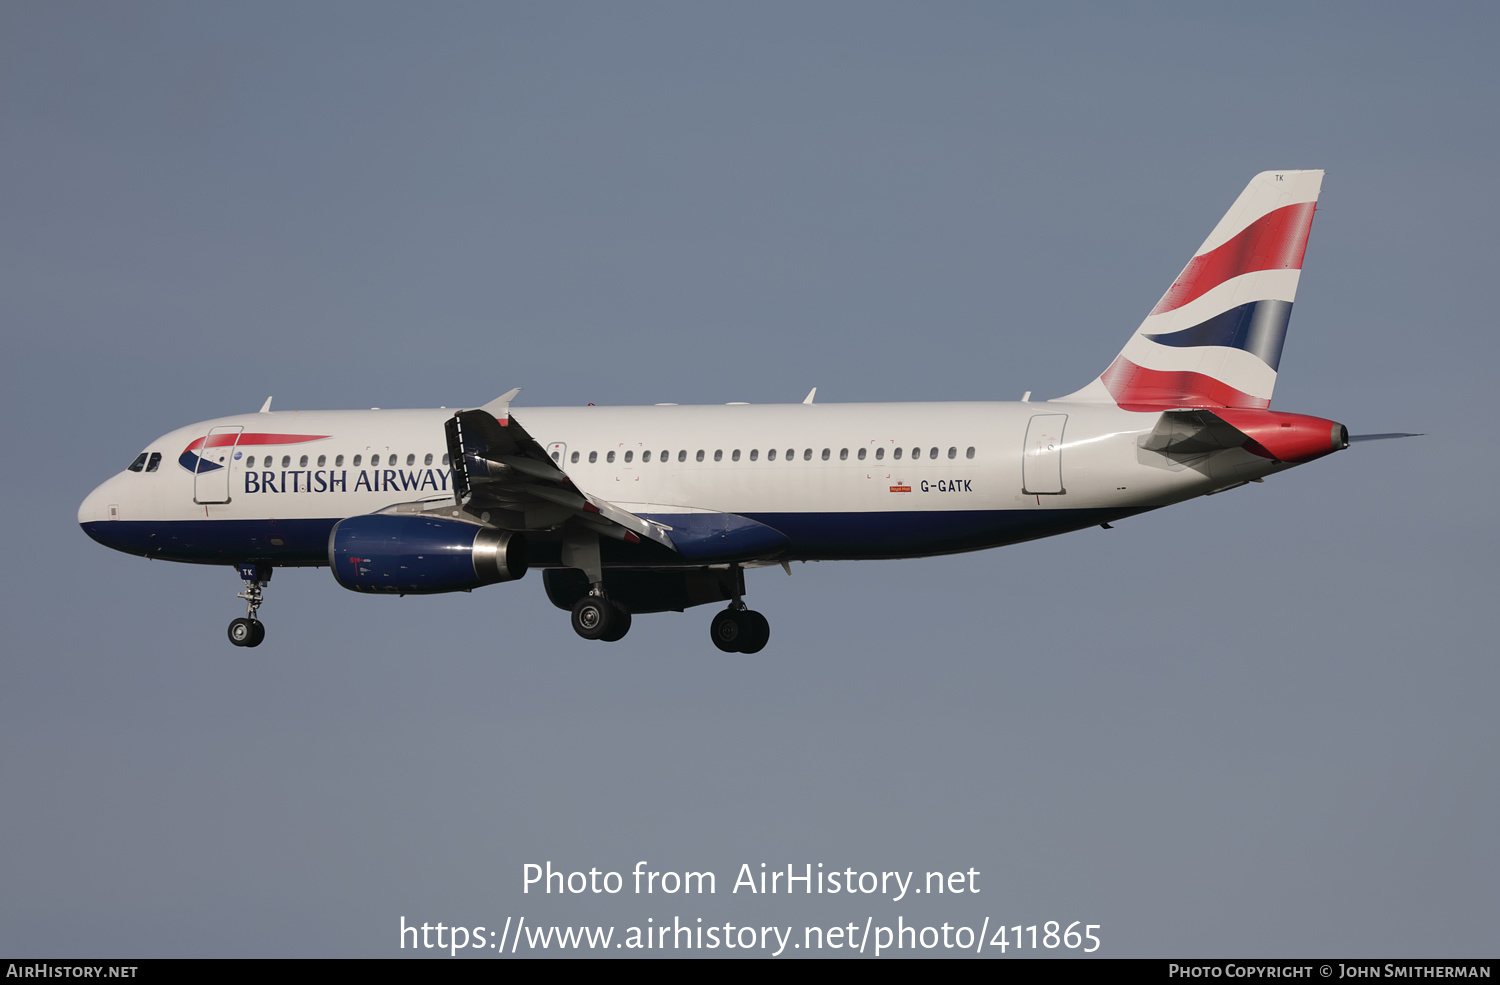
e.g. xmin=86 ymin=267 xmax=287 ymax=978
xmin=243 ymin=468 xmax=452 ymax=494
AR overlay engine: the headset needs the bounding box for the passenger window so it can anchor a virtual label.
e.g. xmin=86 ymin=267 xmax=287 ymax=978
xmin=821 ymin=448 xmax=830 ymax=460
xmin=714 ymin=450 xmax=723 ymax=462
xmin=300 ymin=455 xmax=309 ymax=467
xmin=425 ymin=453 xmax=434 ymax=466
xmin=336 ymin=455 xmax=345 ymax=467
xmin=370 ymin=454 xmax=380 ymax=466
xmin=731 ymin=449 xmax=740 ymax=462
xmin=696 ymin=450 xmax=705 ymax=462
xmin=875 ymin=447 xmax=885 ymax=460
xmin=929 ymin=447 xmax=938 ymax=460
xmin=571 ymin=451 xmax=579 ymax=464
xmin=354 ymin=454 xmax=363 ymax=466
xmin=750 ymin=449 xmax=758 ymax=461
xmin=659 ymin=450 xmax=667 ymax=462
xmin=551 ymin=451 xmax=560 ymax=462
xmin=678 ymin=450 xmax=686 ymax=463
xmin=406 ymin=453 xmax=415 ymax=466
xmin=910 ymin=447 xmax=920 ymax=460
xmin=966 ymin=447 xmax=975 ymax=459
xmin=246 ymin=455 xmax=257 ymax=468
xmin=785 ymin=448 xmax=794 ymax=461
xmin=317 ymin=454 xmax=326 ymax=467
xmin=893 ymin=447 xmax=902 ymax=460
xmin=145 ymin=452 xmax=162 ymax=472
xmin=282 ymin=455 xmax=292 ymax=468
xmin=442 ymin=454 xmax=450 ymax=465
xmin=588 ymin=451 xmax=597 ymax=463
xmin=839 ymin=448 xmax=848 ymax=460
xmin=643 ymin=450 xmax=652 ymax=463
xmin=607 ymin=451 xmax=616 ymax=463
xmin=768 ymin=449 xmax=777 ymax=461
xmin=624 ymin=450 xmax=633 ymax=463
xmin=803 ymin=448 xmax=812 ymax=461
xmin=948 ymin=447 xmax=957 ymax=459
xmin=857 ymin=448 xmax=866 ymax=460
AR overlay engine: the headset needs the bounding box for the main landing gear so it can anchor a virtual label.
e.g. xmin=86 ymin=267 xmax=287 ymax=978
xmin=707 ymin=566 xmax=769 ymax=653
xmin=228 ymin=562 xmax=270 ymax=648
xmin=571 ymin=593 xmax=633 ymax=643
xmin=710 ymin=605 xmax=770 ymax=654
xmin=563 ymin=527 xmax=634 ymax=644
xmin=560 ymin=563 xmax=772 ymax=652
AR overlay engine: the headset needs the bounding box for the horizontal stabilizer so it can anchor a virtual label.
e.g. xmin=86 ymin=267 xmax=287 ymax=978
xmin=1141 ymin=409 xmax=1252 ymax=457
xmin=1145 ymin=407 xmax=1348 ymax=464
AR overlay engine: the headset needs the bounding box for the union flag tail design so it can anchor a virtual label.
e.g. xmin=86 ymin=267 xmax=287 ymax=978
xmin=1058 ymin=170 xmax=1323 ymax=411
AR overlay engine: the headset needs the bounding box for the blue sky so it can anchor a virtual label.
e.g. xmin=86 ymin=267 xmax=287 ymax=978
xmin=2 ymin=2 xmax=1495 ymax=957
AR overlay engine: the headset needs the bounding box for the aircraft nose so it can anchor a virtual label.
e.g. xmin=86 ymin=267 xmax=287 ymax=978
xmin=79 ymin=482 xmax=105 ymax=525
xmin=78 ymin=476 xmax=130 ymax=553
xmin=78 ymin=475 xmax=122 ymax=528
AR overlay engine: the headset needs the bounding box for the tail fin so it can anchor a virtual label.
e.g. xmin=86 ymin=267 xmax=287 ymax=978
xmin=1057 ymin=170 xmax=1324 ymax=410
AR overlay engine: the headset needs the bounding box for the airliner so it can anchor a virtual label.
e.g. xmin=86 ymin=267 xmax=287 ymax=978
xmin=79 ymin=170 xmax=1407 ymax=652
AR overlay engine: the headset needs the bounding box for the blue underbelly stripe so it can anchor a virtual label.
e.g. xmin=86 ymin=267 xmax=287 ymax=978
xmin=83 ymin=507 xmax=1138 ymax=566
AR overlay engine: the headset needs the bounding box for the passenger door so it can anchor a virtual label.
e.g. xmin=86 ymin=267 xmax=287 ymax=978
xmin=193 ymin=426 xmax=243 ymax=504
xmin=1022 ymin=414 xmax=1067 ymax=495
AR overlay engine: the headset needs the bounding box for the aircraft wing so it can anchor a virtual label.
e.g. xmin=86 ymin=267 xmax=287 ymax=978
xmin=442 ymin=390 xmax=677 ymax=550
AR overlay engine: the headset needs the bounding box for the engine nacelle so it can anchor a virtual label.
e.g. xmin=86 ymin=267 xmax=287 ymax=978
xmin=329 ymin=514 xmax=527 ymax=594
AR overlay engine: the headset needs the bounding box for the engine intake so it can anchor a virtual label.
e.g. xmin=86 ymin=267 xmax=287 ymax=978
xmin=329 ymin=514 xmax=527 ymax=594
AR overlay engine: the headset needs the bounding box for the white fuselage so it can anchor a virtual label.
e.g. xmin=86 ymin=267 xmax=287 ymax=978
xmin=79 ymin=400 xmax=1288 ymax=568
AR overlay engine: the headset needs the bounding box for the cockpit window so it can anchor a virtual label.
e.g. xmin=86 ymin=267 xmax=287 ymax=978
xmin=127 ymin=453 xmax=147 ymax=472
xmin=145 ymin=452 xmax=162 ymax=472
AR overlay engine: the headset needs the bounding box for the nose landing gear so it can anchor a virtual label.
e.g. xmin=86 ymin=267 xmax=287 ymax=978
xmin=229 ymin=563 xmax=270 ymax=648
xmin=228 ymin=617 xmax=264 ymax=647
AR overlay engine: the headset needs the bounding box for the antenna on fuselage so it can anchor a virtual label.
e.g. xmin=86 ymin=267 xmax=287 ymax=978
xmin=803 ymin=387 xmax=817 ymax=405
xmin=258 ymin=396 xmax=273 ymax=413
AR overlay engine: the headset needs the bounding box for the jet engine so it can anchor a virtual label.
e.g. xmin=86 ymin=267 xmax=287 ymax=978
xmin=329 ymin=514 xmax=527 ymax=594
